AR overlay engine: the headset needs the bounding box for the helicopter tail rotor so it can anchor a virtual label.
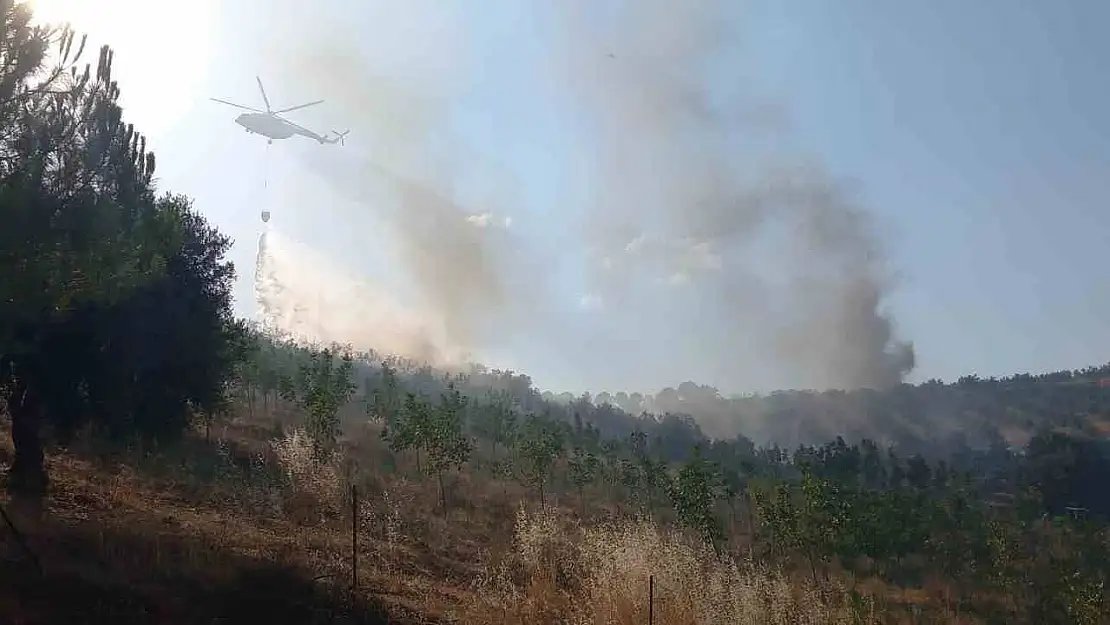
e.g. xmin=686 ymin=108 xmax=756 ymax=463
xmin=319 ymin=130 xmax=349 ymax=146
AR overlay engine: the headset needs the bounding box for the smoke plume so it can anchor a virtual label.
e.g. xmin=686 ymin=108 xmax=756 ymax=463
xmin=257 ymin=0 xmax=520 ymax=355
xmin=546 ymin=0 xmax=915 ymax=391
xmin=254 ymin=224 xmax=469 ymax=365
xmin=248 ymin=0 xmax=914 ymax=394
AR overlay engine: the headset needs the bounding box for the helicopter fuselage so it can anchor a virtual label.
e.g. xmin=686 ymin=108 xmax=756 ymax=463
xmin=235 ymin=112 xmax=297 ymax=140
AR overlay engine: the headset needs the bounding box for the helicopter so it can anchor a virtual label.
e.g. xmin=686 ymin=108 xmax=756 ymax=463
xmin=211 ymin=77 xmax=349 ymax=146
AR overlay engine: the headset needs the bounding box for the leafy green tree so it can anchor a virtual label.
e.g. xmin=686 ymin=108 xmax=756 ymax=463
xmin=568 ymin=445 xmax=600 ymax=517
xmin=516 ymin=414 xmax=564 ymax=508
xmin=670 ymin=445 xmax=726 ymax=553
xmin=237 ymin=330 xmax=286 ymax=418
xmin=390 ymin=392 xmax=431 ymax=472
xmin=281 ymin=347 xmax=356 ymax=460
xmin=1024 ymin=430 xmax=1110 ymax=519
xmin=796 ymin=468 xmax=849 ymax=583
xmin=472 ymin=391 xmax=517 ymax=465
xmin=423 ymin=384 xmax=473 ymax=513
xmin=924 ymin=487 xmax=990 ymax=609
xmin=639 ymin=455 xmax=671 ymax=517
xmin=618 ymin=456 xmax=642 ymax=509
xmin=368 ymin=362 xmax=404 ymax=437
xmin=751 ymin=479 xmax=800 ymax=562
xmin=596 ymin=439 xmax=624 ymax=505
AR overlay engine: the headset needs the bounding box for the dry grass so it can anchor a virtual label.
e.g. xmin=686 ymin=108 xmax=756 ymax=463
xmin=270 ymin=427 xmax=347 ymax=523
xmin=463 ymin=505 xmax=867 ymax=625
xmin=0 ymin=409 xmax=968 ymax=624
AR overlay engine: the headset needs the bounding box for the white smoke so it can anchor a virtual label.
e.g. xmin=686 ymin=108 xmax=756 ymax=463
xmin=253 ymin=223 xmax=470 ymax=365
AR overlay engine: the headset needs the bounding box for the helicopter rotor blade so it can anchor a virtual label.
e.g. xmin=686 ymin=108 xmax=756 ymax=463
xmin=256 ymin=76 xmax=272 ymax=113
xmin=273 ymin=100 xmax=324 ymax=114
xmin=210 ymin=97 xmax=264 ymax=113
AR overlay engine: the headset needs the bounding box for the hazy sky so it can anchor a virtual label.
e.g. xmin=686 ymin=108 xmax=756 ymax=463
xmin=31 ymin=0 xmax=1110 ymax=395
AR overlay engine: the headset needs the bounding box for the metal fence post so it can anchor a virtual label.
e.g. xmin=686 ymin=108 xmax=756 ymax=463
xmin=350 ymin=484 xmax=358 ymax=596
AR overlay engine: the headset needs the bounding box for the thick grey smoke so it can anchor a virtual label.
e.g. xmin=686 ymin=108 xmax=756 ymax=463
xmin=547 ymin=0 xmax=915 ymax=391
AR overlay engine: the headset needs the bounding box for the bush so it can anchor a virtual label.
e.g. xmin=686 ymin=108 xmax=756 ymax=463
xmin=270 ymin=428 xmax=344 ymax=521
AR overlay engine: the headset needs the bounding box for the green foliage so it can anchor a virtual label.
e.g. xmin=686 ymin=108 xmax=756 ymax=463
xmin=281 ymin=348 xmax=356 ymax=460
xmin=424 ymin=384 xmax=473 ymax=511
xmin=515 ymin=413 xmax=564 ymax=508
xmin=751 ymin=479 xmax=800 ymax=560
xmin=669 ymin=445 xmax=725 ymax=551
xmin=0 ymin=22 xmax=160 ymax=343
xmin=567 ymin=445 xmax=600 ymax=515
xmin=233 ymin=332 xmax=1110 ymax=623
xmin=368 ymin=362 xmax=404 ymax=440
xmin=380 ymin=385 xmax=473 ymax=511
xmin=471 ymin=391 xmax=518 ymax=462
xmin=0 ymin=9 xmax=244 ymax=496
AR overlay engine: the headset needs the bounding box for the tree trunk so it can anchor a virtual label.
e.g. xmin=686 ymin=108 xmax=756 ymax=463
xmin=7 ymin=378 xmax=47 ymax=506
xmin=437 ymin=471 xmax=447 ymax=517
xmin=807 ymin=550 xmax=821 ymax=588
xmin=744 ymin=491 xmax=756 ymax=538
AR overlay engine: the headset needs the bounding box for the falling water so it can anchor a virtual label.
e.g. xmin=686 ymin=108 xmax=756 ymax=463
xmin=252 ymin=219 xmax=468 ymax=364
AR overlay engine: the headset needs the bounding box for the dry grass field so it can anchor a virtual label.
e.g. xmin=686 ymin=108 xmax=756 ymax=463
xmin=0 ymin=409 xmax=987 ymax=624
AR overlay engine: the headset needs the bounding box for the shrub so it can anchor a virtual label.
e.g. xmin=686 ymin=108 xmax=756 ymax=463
xmin=270 ymin=427 xmax=344 ymax=520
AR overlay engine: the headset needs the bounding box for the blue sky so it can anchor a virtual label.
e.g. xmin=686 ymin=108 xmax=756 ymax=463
xmin=40 ymin=0 xmax=1110 ymax=394
xmin=751 ymin=0 xmax=1110 ymax=388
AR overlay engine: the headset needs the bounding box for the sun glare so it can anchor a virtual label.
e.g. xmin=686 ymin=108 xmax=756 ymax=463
xmin=25 ymin=0 xmax=219 ymax=139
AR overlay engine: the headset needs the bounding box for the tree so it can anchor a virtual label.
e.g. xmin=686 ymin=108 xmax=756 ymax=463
xmin=796 ymin=469 xmax=848 ymax=583
xmin=281 ymin=347 xmax=356 ymax=461
xmin=365 ymin=361 xmax=412 ymax=474
xmin=568 ymin=445 xmax=600 ymax=517
xmin=1024 ymin=431 xmax=1110 ymax=519
xmin=0 ymin=13 xmax=175 ymax=498
xmin=79 ymin=197 xmax=245 ymax=440
xmin=389 ymin=392 xmax=431 ymax=472
xmin=670 ymin=445 xmax=725 ymax=553
xmin=423 ymin=385 xmax=473 ymax=513
xmin=516 ymin=414 xmax=564 ymax=508
xmin=472 ymin=391 xmax=517 ymax=466
xmin=924 ymin=487 xmax=990 ymax=609
xmin=751 ymin=479 xmax=800 ymax=562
